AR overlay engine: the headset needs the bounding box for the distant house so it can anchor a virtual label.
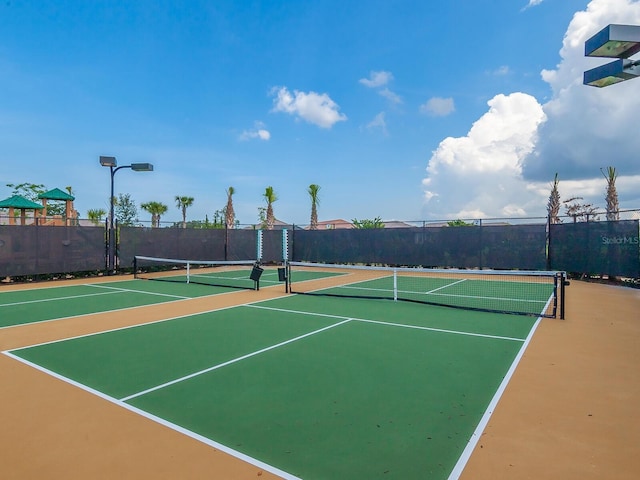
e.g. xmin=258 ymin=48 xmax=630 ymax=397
xmin=382 ymin=220 xmax=413 ymax=228
xmin=245 ymin=219 xmax=301 ymax=230
xmin=313 ymin=219 xmax=354 ymax=230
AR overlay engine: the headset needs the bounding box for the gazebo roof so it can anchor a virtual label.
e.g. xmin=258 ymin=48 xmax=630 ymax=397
xmin=0 ymin=195 xmax=44 ymax=209
xmin=38 ymin=188 xmax=75 ymax=201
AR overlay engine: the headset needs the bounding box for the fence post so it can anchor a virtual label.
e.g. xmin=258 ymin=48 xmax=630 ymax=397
xmin=546 ymin=215 xmax=551 ymax=271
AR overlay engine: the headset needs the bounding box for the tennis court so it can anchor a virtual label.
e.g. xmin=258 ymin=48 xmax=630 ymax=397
xmin=2 ymin=264 xmax=555 ymax=479
xmin=0 ymin=264 xmax=288 ymax=329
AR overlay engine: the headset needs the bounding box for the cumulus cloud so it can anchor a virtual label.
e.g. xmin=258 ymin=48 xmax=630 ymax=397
xmin=422 ymin=93 xmax=546 ymax=218
xmin=422 ymin=0 xmax=640 ymax=220
xmin=420 ymin=97 xmax=455 ymax=117
xmin=270 ymin=86 xmax=347 ymax=129
xmin=239 ymin=121 xmax=271 ymax=141
xmin=527 ymin=0 xmax=640 ymax=183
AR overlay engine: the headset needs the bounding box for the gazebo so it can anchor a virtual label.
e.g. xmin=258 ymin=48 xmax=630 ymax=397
xmin=37 ymin=188 xmax=77 ymax=225
xmin=0 ymin=195 xmax=44 ymax=225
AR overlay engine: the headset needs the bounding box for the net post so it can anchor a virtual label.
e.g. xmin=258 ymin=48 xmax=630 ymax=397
xmin=133 ymin=256 xmax=138 ymax=279
xmin=186 ymin=262 xmax=190 ymax=284
xmin=560 ymin=272 xmax=567 ymax=320
xmin=552 ymin=273 xmax=558 ymax=318
xmin=393 ymin=268 xmax=398 ymax=301
xmin=256 ymin=230 xmax=263 ymax=263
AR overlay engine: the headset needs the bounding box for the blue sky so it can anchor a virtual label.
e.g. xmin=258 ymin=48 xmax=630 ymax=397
xmin=1 ymin=0 xmax=639 ymax=225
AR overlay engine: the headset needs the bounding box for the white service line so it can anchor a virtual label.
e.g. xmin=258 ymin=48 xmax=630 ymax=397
xmin=446 ymin=294 xmax=555 ymax=480
xmin=85 ymin=283 xmax=191 ymax=299
xmin=2 ymin=350 xmax=301 ymax=480
xmin=0 ymin=289 xmax=121 ymax=307
xmin=247 ymin=304 xmax=525 ymax=342
xmin=119 ymin=318 xmax=352 ymax=402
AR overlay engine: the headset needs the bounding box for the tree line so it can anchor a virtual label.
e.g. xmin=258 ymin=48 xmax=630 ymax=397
xmin=546 ymin=167 xmax=620 ymax=223
xmin=4 ymin=167 xmax=624 ymax=229
xmin=96 ymin=184 xmax=325 ymax=230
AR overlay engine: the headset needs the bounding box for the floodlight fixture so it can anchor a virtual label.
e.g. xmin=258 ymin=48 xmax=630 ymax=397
xmin=585 ymin=24 xmax=640 ymax=58
xmin=584 ymin=58 xmax=640 ymax=88
xmin=584 ymin=24 xmax=640 ymax=88
xmin=99 ymin=155 xmax=117 ymax=167
xmin=131 ymin=163 xmax=154 ymax=172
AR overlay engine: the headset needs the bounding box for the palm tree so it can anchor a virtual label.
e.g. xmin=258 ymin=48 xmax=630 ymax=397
xmin=225 ymin=187 xmax=235 ymax=228
xmin=263 ymin=186 xmax=278 ymax=230
xmin=141 ymin=201 xmax=168 ymax=228
xmin=308 ymin=184 xmax=321 ymax=230
xmin=547 ymin=173 xmax=561 ymax=224
xmin=87 ymin=208 xmax=107 ymax=226
xmin=175 ymin=196 xmax=194 ymax=228
xmin=601 ymin=167 xmax=619 ymax=221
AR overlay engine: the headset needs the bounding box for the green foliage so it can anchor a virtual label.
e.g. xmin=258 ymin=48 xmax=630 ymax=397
xmin=181 ymin=210 xmax=226 ymax=229
xmin=115 ymin=193 xmax=139 ymax=226
xmin=352 ymin=216 xmax=384 ymax=229
xmin=5 ymin=182 xmax=65 ymax=216
xmin=601 ymin=167 xmax=619 ymax=221
xmin=175 ymin=195 xmax=195 ymax=228
xmin=562 ymin=197 xmax=600 ymax=222
xmin=87 ymin=208 xmax=107 ymax=225
xmin=225 ymin=186 xmax=236 ymax=228
xmin=262 ymin=186 xmax=277 ymax=230
xmin=308 ymin=184 xmax=321 ymax=230
xmin=547 ymin=173 xmax=561 ymax=224
xmin=141 ymin=200 xmax=168 ymax=228
xmin=447 ymin=219 xmax=475 ymax=227
xmin=6 ymin=182 xmax=45 ymax=202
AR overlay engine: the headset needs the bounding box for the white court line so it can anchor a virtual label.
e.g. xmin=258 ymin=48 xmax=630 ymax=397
xmin=120 ymin=318 xmax=352 ymax=402
xmin=0 ymin=289 xmax=121 ymax=307
xmin=1 ymin=350 xmax=301 ymax=480
xmin=446 ymin=294 xmax=554 ymax=480
xmin=425 ymin=278 xmax=468 ymax=293
xmin=86 ymin=283 xmax=190 ymax=299
xmin=6 ymin=289 xmax=257 ymax=348
xmin=247 ymin=304 xmax=526 ymax=342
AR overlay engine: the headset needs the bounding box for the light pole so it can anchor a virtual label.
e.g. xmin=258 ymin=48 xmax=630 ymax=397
xmin=100 ymin=156 xmax=153 ymax=274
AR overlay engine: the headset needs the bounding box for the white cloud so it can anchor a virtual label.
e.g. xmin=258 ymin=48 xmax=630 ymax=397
xmin=239 ymin=121 xmax=271 ymax=141
xmin=422 ymin=93 xmax=545 ymax=218
xmin=360 ymin=70 xmax=402 ymax=105
xmin=492 ymin=66 xmax=511 ymax=76
xmin=420 ymin=97 xmax=455 ymax=117
xmin=378 ymin=87 xmax=402 ymax=105
xmin=359 ymin=70 xmax=393 ymax=88
xmin=422 ymin=0 xmax=640 ymax=220
xmin=522 ymin=0 xmax=544 ymax=10
xmin=365 ymin=112 xmax=388 ymax=135
xmin=270 ymin=86 xmax=347 ymax=129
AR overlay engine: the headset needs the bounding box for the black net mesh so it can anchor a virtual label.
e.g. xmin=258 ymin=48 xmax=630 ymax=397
xmin=0 ymin=225 xmax=105 ymax=276
xmin=291 ymin=225 xmax=547 ymax=270
xmin=119 ymin=227 xmax=258 ymax=266
xmin=550 ymin=220 xmax=639 ymax=278
xmin=261 ymin=229 xmax=285 ymax=263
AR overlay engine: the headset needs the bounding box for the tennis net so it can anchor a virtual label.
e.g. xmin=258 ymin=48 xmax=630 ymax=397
xmin=287 ymin=262 xmax=567 ymax=318
xmin=134 ymin=256 xmax=263 ymax=290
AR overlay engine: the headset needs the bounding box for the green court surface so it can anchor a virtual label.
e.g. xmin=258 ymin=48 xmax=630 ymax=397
xmin=0 ymin=279 xmax=243 ymax=328
xmin=6 ymin=291 xmax=542 ymax=479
